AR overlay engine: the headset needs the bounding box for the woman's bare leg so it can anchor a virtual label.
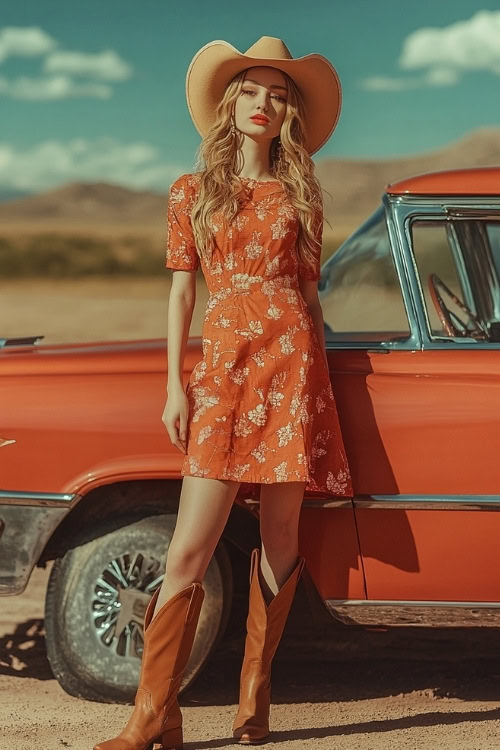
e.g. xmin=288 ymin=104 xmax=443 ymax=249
xmin=231 ymin=481 xmax=307 ymax=743
xmin=258 ymin=481 xmax=307 ymax=603
xmin=152 ymin=475 xmax=240 ymax=615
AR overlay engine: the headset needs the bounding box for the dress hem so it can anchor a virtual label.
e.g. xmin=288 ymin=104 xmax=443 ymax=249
xmin=179 ymin=468 xmax=351 ymax=497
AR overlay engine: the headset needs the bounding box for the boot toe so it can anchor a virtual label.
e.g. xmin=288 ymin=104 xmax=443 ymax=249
xmin=93 ymin=739 xmax=130 ymax=750
xmin=233 ymin=723 xmax=269 ymax=744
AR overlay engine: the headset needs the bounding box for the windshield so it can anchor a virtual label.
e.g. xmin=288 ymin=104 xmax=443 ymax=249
xmin=319 ymin=206 xmax=410 ymax=345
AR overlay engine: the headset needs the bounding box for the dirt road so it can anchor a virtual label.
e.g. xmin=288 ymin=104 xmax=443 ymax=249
xmin=2 ymin=563 xmax=500 ymax=750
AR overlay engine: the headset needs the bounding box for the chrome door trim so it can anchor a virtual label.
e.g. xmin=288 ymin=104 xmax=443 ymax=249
xmin=354 ymin=494 xmax=500 ymax=510
xmin=302 ymin=499 xmax=353 ymax=508
xmin=244 ymin=497 xmax=353 ymax=508
xmin=288 ymin=495 xmax=500 ymax=510
xmin=0 ymin=490 xmax=80 ymax=508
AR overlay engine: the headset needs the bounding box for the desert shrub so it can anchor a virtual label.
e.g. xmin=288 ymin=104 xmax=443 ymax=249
xmin=0 ymin=233 xmax=162 ymax=277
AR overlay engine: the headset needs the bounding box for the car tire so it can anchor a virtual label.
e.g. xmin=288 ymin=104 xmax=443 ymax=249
xmin=44 ymin=512 xmax=233 ymax=703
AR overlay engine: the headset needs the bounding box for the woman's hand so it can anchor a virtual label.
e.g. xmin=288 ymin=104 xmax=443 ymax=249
xmin=162 ymin=385 xmax=189 ymax=454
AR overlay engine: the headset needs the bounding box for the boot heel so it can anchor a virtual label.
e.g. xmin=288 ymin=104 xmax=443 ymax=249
xmin=159 ymin=723 xmax=183 ymax=749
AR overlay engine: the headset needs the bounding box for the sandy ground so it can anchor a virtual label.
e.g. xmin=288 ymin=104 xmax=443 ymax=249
xmin=2 ymin=563 xmax=500 ymax=750
xmin=0 ymin=277 xmax=184 ymax=344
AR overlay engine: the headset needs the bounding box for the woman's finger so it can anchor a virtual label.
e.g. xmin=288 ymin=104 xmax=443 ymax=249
xmin=179 ymin=409 xmax=187 ymax=444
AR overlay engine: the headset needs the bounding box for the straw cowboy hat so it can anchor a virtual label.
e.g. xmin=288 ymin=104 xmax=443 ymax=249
xmin=185 ymin=35 xmax=342 ymax=156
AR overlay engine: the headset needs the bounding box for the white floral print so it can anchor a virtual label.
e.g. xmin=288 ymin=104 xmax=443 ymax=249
xmin=165 ymin=172 xmax=352 ymax=496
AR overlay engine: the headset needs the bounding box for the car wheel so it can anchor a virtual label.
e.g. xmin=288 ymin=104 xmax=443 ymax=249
xmin=44 ymin=512 xmax=233 ymax=703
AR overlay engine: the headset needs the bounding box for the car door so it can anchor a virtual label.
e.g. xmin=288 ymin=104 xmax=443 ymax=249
xmin=322 ymin=199 xmax=500 ymax=605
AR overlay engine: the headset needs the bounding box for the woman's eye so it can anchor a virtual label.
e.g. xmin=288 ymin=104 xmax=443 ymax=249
xmin=242 ymin=89 xmax=285 ymax=103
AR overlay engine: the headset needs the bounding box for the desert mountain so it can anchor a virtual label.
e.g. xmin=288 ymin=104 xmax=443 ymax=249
xmin=316 ymin=126 xmax=500 ymax=222
xmin=0 ymin=181 xmax=166 ymax=225
xmin=0 ymin=127 xmax=498 ymax=228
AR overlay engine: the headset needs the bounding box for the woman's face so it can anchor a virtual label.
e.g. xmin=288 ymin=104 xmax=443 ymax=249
xmin=233 ymin=66 xmax=288 ymax=142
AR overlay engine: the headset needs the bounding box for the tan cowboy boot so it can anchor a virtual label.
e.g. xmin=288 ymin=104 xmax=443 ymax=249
xmin=232 ymin=547 xmax=305 ymax=744
xmin=93 ymin=580 xmax=204 ymax=750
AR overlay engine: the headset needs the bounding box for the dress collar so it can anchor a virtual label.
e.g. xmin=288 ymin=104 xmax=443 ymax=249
xmin=235 ymin=178 xmax=285 ymax=205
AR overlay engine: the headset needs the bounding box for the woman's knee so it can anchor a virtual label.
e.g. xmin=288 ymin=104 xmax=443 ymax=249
xmin=165 ymin=541 xmax=208 ymax=581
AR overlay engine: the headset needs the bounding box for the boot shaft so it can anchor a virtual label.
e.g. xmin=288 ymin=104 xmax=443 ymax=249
xmin=244 ymin=548 xmax=305 ymax=664
xmin=139 ymin=582 xmax=205 ymax=715
xmin=231 ymin=548 xmax=306 ymax=742
xmin=93 ymin=581 xmax=204 ymax=750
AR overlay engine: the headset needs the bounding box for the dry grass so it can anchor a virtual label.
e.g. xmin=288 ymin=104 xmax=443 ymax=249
xmin=0 ymin=226 xmax=354 ymax=280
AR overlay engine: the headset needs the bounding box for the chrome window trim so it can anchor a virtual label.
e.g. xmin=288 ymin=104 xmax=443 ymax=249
xmin=448 ymin=221 xmax=476 ymax=313
xmin=392 ymin=196 xmax=500 ymax=350
xmin=484 ymin=223 xmax=500 ymax=319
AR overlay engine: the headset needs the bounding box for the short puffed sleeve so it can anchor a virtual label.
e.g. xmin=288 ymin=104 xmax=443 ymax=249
xmin=298 ymin=197 xmax=324 ymax=281
xmin=165 ymin=173 xmax=200 ymax=271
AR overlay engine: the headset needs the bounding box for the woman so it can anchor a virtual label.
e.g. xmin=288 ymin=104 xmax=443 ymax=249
xmin=93 ymin=35 xmax=351 ymax=750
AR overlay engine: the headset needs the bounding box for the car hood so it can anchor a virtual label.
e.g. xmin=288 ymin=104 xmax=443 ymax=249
xmin=0 ymin=336 xmax=202 ymax=376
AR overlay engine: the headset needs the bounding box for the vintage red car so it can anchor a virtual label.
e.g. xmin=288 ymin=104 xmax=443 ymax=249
xmin=1 ymin=165 xmax=499 ymax=702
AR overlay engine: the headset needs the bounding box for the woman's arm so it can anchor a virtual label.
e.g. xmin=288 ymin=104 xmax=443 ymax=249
xmin=297 ymin=194 xmax=328 ymax=369
xmin=299 ymin=279 xmax=329 ymax=370
xmin=163 ymin=270 xmax=197 ymax=455
xmin=166 ymin=270 xmax=197 ymax=394
xmin=163 ymin=173 xmax=200 ymax=453
xmin=164 ymin=173 xmax=199 ymax=394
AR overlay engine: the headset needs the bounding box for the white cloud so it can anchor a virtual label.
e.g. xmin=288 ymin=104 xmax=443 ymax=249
xmin=0 ymin=138 xmax=187 ymax=192
xmin=425 ymin=67 xmax=460 ymax=86
xmin=43 ymin=49 xmax=132 ymax=81
xmin=360 ymin=9 xmax=500 ymax=91
xmin=361 ymin=66 xmax=460 ymax=91
xmin=0 ymin=26 xmax=57 ymax=63
xmin=0 ymin=73 xmax=112 ymax=99
xmin=399 ymin=10 xmax=500 ymax=73
xmin=0 ymin=25 xmax=133 ymax=99
xmin=361 ymin=75 xmax=423 ymax=92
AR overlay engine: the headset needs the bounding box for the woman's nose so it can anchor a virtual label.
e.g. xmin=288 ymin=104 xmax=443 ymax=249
xmin=256 ymin=92 xmax=270 ymax=109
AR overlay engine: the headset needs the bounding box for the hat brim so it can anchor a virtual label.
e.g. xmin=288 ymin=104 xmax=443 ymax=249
xmin=185 ymin=39 xmax=342 ymax=156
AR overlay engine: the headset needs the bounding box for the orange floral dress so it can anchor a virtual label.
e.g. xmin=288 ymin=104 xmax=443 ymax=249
xmin=165 ymin=171 xmax=352 ymax=496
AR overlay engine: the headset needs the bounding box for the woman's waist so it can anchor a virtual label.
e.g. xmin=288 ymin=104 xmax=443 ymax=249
xmin=206 ymin=273 xmax=301 ymax=299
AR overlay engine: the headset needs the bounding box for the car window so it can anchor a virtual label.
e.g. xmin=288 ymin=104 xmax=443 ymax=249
xmin=320 ymin=207 xmax=410 ymax=345
xmin=487 ymin=223 xmax=500 ymax=279
xmin=410 ymin=217 xmax=500 ymax=343
xmin=410 ymin=220 xmax=468 ymax=338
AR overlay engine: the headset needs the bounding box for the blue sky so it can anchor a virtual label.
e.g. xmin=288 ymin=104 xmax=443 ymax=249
xmin=0 ymin=0 xmax=499 ymax=194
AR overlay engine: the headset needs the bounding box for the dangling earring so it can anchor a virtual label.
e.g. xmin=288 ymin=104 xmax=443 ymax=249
xmin=275 ymin=137 xmax=284 ymax=170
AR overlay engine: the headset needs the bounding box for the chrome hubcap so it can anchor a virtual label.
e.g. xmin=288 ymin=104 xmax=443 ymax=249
xmin=91 ymin=552 xmax=164 ymax=658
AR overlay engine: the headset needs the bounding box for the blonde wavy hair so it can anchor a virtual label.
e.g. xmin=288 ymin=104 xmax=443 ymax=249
xmin=189 ymin=68 xmax=331 ymax=275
